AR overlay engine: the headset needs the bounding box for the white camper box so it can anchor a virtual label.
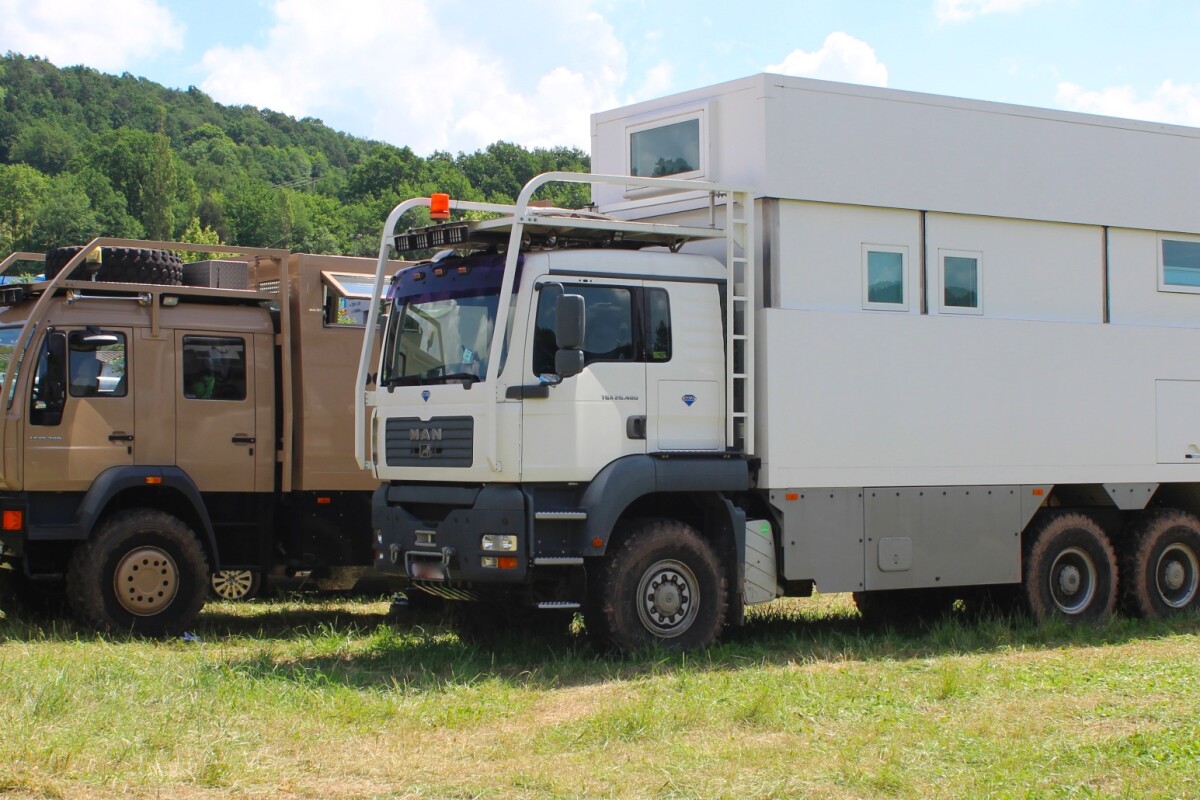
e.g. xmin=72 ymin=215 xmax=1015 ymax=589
xmin=591 ymin=74 xmax=1200 ymax=593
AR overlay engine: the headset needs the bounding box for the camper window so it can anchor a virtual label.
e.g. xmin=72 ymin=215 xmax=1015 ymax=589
xmin=940 ymin=250 xmax=983 ymax=314
xmin=1160 ymin=237 xmax=1200 ymax=293
xmin=862 ymin=246 xmax=909 ymax=311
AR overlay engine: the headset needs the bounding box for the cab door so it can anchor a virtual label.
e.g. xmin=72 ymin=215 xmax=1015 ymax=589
xmin=24 ymin=327 xmax=135 ymax=490
xmin=520 ymin=279 xmax=647 ymax=482
xmin=174 ymin=332 xmax=257 ymax=492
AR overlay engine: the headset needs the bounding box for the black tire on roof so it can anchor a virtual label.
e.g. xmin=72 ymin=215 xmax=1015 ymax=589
xmin=43 ymin=246 xmax=183 ymax=286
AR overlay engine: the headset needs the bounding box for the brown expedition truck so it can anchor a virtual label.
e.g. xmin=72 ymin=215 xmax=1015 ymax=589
xmin=0 ymin=239 xmax=393 ymax=635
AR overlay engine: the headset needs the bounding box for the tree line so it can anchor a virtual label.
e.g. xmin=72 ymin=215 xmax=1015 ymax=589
xmin=0 ymin=53 xmax=591 ymax=257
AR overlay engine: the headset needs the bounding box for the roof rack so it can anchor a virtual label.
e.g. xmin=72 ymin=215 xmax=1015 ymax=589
xmin=392 ymin=207 xmax=728 ymax=254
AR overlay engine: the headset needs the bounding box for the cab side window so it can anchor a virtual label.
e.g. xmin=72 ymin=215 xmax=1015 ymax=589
xmin=68 ymin=331 xmax=127 ymax=398
xmin=182 ymin=336 xmax=246 ymax=400
xmin=532 ymin=285 xmax=636 ymax=375
xmin=531 ymin=284 xmax=673 ymax=374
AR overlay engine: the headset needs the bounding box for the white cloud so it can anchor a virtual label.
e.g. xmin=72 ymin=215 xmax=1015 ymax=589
xmin=766 ymin=32 xmax=888 ymax=87
xmin=0 ymin=0 xmax=182 ymax=72
xmin=935 ymin=0 xmax=1049 ymax=24
xmin=1056 ymin=80 xmax=1200 ymax=126
xmin=197 ymin=0 xmax=625 ymax=154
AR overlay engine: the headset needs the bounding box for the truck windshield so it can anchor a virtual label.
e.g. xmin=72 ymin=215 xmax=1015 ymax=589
xmin=380 ymin=254 xmax=510 ymax=386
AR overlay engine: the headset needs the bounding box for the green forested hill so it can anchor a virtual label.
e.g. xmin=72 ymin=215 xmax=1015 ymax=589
xmin=0 ymin=53 xmax=590 ymax=255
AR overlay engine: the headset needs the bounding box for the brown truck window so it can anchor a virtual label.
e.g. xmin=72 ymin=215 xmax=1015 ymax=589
xmin=182 ymin=336 xmax=246 ymax=400
xmin=68 ymin=331 xmax=127 ymax=398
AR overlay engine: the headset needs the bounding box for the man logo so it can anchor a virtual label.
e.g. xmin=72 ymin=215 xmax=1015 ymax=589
xmin=421 ymin=390 xmax=431 ymax=402
xmin=409 ymin=428 xmax=444 ymax=441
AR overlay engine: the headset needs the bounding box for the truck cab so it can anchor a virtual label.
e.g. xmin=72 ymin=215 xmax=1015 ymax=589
xmin=360 ymin=176 xmax=760 ymax=650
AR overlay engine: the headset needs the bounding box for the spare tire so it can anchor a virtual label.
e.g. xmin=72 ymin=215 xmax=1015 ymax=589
xmin=43 ymin=246 xmax=184 ymax=286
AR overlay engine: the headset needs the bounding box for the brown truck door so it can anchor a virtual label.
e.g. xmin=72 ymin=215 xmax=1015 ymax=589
xmin=174 ymin=332 xmax=257 ymax=493
xmin=24 ymin=327 xmax=136 ymax=491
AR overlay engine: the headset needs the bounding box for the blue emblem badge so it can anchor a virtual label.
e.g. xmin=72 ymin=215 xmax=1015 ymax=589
xmin=682 ymin=394 xmax=696 ymax=407
xmin=421 ymin=390 xmax=431 ymax=402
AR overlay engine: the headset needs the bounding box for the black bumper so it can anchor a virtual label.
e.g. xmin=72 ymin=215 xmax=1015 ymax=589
xmin=373 ymin=484 xmax=528 ymax=583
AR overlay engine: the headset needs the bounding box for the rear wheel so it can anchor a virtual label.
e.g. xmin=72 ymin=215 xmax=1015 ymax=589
xmin=1022 ymin=512 xmax=1117 ymax=622
xmin=587 ymin=518 xmax=727 ymax=653
xmin=66 ymin=510 xmax=209 ymax=636
xmin=1120 ymin=509 xmax=1200 ymax=618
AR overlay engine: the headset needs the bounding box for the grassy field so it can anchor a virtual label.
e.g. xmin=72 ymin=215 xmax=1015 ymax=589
xmin=1 ymin=591 xmax=1198 ymax=800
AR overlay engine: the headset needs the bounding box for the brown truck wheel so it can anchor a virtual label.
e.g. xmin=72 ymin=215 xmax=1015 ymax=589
xmin=66 ymin=509 xmax=209 ymax=636
xmin=43 ymin=246 xmax=184 ymax=285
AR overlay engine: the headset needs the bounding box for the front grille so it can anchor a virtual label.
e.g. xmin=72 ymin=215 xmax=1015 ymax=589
xmin=385 ymin=416 xmax=473 ymax=467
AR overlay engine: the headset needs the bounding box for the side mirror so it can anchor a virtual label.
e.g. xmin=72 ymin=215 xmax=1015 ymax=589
xmin=555 ymin=349 xmax=585 ymax=378
xmin=555 ymin=294 xmax=585 ymax=350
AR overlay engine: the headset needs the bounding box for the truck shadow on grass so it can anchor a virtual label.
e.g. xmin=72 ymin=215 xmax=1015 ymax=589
xmin=196 ymin=597 xmax=1200 ymax=693
xmin=4 ymin=596 xmax=1198 ymax=693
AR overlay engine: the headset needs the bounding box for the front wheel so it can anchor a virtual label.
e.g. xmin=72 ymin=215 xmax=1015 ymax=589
xmin=587 ymin=518 xmax=727 ymax=653
xmin=66 ymin=510 xmax=209 ymax=636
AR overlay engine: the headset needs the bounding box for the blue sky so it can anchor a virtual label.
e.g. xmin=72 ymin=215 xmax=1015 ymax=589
xmin=2 ymin=0 xmax=1198 ymax=155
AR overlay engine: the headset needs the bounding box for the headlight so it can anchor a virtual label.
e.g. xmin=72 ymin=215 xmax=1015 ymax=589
xmin=481 ymin=534 xmax=518 ymax=551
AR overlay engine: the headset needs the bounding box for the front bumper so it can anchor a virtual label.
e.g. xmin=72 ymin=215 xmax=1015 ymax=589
xmin=372 ymin=484 xmax=528 ymax=583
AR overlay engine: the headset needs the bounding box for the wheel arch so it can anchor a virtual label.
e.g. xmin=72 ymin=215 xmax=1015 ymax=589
xmin=580 ymin=454 xmax=749 ymax=554
xmin=79 ymin=466 xmax=218 ymax=565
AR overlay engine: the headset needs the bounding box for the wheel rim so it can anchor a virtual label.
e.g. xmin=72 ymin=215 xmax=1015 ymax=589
xmin=1155 ymin=542 xmax=1200 ymax=609
xmin=636 ymin=559 xmax=700 ymax=638
xmin=211 ymin=570 xmax=255 ymax=600
xmin=1048 ymin=546 xmax=1097 ymax=615
xmin=114 ymin=547 xmax=179 ymax=616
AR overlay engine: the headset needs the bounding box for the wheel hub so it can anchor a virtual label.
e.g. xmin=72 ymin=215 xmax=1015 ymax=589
xmin=1048 ymin=546 xmax=1096 ymax=615
xmin=1163 ymin=561 xmax=1185 ymax=592
xmin=1058 ymin=565 xmax=1081 ymax=595
xmin=114 ymin=547 xmax=179 ymax=616
xmin=637 ymin=559 xmax=699 ymax=638
xmin=1156 ymin=543 xmax=1199 ymax=609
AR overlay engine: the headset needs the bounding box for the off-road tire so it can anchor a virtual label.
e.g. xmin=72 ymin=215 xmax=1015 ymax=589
xmin=587 ymin=518 xmax=727 ymax=653
xmin=852 ymin=587 xmax=956 ymax=628
xmin=210 ymin=569 xmax=262 ymax=601
xmin=66 ymin=509 xmax=209 ymax=636
xmin=1022 ymin=512 xmax=1117 ymax=622
xmin=1119 ymin=508 xmax=1200 ymax=619
xmin=44 ymin=246 xmax=183 ymax=286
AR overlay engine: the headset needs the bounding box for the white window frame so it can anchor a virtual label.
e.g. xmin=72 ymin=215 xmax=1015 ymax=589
xmin=1158 ymin=234 xmax=1200 ymax=295
xmin=861 ymin=244 xmax=909 ymax=311
xmin=623 ymin=104 xmax=710 ymax=198
xmin=938 ymin=249 xmax=984 ymax=316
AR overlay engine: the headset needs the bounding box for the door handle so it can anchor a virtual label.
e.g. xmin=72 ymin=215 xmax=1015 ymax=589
xmin=108 ymin=433 xmax=134 ymax=442
xmin=626 ymin=415 xmax=646 ymax=440
xmin=232 ymin=435 xmax=256 ymax=444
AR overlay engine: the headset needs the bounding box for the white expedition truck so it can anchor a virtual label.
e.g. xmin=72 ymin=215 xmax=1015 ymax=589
xmin=357 ymin=74 xmax=1200 ymax=651
xmin=0 ymin=240 xmax=394 ymax=634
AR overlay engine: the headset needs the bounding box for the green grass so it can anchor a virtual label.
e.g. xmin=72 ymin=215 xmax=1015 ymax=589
xmin=1 ymin=591 xmax=1198 ymax=799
